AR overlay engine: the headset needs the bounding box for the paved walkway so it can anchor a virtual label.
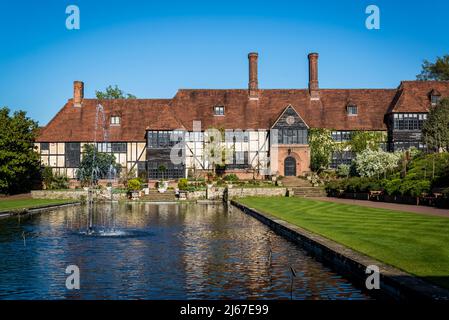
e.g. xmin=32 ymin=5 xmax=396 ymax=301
xmin=315 ymin=197 xmax=449 ymax=218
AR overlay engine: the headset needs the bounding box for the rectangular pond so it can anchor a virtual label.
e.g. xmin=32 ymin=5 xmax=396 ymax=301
xmin=0 ymin=203 xmax=369 ymax=300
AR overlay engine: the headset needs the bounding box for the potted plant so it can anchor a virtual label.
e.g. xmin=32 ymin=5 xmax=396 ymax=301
xmin=127 ymin=178 xmax=142 ymax=200
xmin=157 ymin=165 xmax=168 ymax=193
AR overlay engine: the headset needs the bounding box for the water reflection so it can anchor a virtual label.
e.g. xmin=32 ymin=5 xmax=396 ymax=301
xmin=0 ymin=203 xmax=369 ymax=300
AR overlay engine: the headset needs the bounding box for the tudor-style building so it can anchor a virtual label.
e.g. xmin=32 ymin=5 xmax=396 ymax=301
xmin=35 ymin=53 xmax=449 ymax=181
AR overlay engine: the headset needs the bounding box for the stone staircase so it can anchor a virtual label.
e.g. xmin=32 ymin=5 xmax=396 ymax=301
xmin=140 ymin=190 xmax=177 ymax=202
xmin=280 ymin=177 xmax=327 ymax=198
xmin=291 ymin=187 xmax=327 ymax=198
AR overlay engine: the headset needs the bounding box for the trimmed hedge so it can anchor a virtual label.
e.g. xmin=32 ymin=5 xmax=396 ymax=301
xmin=326 ymin=177 xmax=431 ymax=198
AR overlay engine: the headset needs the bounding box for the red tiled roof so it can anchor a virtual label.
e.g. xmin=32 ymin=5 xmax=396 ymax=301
xmin=389 ymin=81 xmax=449 ymax=113
xmin=37 ymin=99 xmax=171 ymax=142
xmin=37 ymin=81 xmax=449 ymax=142
xmin=169 ymin=89 xmax=397 ymax=131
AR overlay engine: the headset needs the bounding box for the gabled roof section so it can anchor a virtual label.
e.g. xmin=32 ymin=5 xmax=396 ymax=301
xmin=389 ymin=81 xmax=449 ymax=113
xmin=271 ymin=104 xmax=309 ymax=129
xmin=37 ymin=99 xmax=171 ymax=142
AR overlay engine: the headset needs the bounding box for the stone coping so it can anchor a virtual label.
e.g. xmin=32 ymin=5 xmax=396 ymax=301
xmin=231 ymin=200 xmax=449 ymax=301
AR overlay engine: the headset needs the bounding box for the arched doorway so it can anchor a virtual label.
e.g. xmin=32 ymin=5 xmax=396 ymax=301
xmin=284 ymin=156 xmax=296 ymax=177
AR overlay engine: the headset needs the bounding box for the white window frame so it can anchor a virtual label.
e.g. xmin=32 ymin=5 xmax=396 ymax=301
xmin=214 ymin=106 xmax=225 ymax=116
xmin=111 ymin=116 xmax=121 ymax=125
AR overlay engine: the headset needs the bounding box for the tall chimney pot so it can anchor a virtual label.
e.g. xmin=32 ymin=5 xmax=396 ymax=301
xmin=73 ymin=81 xmax=84 ymax=107
xmin=248 ymin=52 xmax=259 ymax=99
xmin=308 ymin=53 xmax=319 ymax=99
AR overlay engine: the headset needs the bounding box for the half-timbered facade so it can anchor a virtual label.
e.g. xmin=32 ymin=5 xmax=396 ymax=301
xmin=35 ymin=53 xmax=449 ymax=180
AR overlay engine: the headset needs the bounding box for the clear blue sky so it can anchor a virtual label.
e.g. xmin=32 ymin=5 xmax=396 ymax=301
xmin=1 ymin=0 xmax=448 ymax=125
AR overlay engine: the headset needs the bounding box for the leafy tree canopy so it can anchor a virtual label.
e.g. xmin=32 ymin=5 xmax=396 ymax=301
xmin=422 ymin=98 xmax=449 ymax=152
xmin=95 ymin=85 xmax=137 ymax=100
xmin=417 ymin=55 xmax=449 ymax=81
xmin=0 ymin=107 xmax=41 ymax=194
xmin=76 ymin=144 xmax=122 ymax=185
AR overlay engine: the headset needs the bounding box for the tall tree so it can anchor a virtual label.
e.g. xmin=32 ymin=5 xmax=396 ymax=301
xmin=0 ymin=107 xmax=41 ymax=194
xmin=417 ymin=55 xmax=449 ymax=81
xmin=95 ymin=85 xmax=136 ymax=99
xmin=422 ymin=98 xmax=449 ymax=152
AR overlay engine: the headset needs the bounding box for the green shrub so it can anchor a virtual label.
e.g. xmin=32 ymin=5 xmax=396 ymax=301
xmin=223 ymin=174 xmax=239 ymax=182
xmin=336 ymin=164 xmax=350 ymax=178
xmin=51 ymin=174 xmax=70 ymax=190
xmin=42 ymin=166 xmax=69 ymax=190
xmin=127 ymin=178 xmax=142 ymax=192
xmin=399 ymin=179 xmax=431 ymax=197
xmin=178 ymin=178 xmax=189 ymax=190
xmin=325 ymin=180 xmax=345 ymax=194
xmin=383 ymin=179 xmax=402 ymax=196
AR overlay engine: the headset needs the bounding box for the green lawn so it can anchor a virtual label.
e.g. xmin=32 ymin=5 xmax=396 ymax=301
xmin=238 ymin=197 xmax=449 ymax=290
xmin=0 ymin=199 xmax=72 ymax=212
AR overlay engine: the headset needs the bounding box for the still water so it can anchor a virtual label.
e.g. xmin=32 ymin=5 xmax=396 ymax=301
xmin=0 ymin=203 xmax=369 ymax=300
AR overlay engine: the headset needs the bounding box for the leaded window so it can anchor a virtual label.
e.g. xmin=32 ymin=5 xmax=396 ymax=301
xmin=331 ymin=131 xmax=352 ymax=142
xmin=147 ymin=131 xmax=184 ymax=148
xmin=277 ymin=129 xmax=308 ymax=145
xmin=227 ymin=151 xmax=249 ymax=169
xmin=225 ymin=130 xmax=249 ymax=143
xmin=65 ymin=142 xmax=80 ymax=168
xmin=137 ymin=161 xmax=147 ymax=180
xmin=40 ymin=142 xmax=49 ymax=151
xmin=393 ymin=141 xmax=426 ymax=152
xmin=393 ymin=113 xmax=427 ymax=130
xmin=96 ymin=142 xmax=127 ymax=153
xmin=330 ymin=151 xmax=354 ymax=169
xmin=147 ymin=161 xmax=185 ymax=179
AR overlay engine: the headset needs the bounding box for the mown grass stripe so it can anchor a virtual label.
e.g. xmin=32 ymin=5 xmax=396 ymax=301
xmin=238 ymin=196 xmax=449 ymax=289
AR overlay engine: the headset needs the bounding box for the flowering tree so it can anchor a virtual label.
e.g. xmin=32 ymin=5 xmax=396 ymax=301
xmin=354 ymin=149 xmax=402 ymax=178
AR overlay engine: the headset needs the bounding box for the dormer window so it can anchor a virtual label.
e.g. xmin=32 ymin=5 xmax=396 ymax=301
xmin=214 ymin=105 xmax=225 ymax=116
xmin=111 ymin=116 xmax=121 ymax=125
xmin=430 ymin=89 xmax=441 ymax=106
xmin=347 ymin=104 xmax=358 ymax=116
xmin=431 ymin=94 xmax=441 ymax=106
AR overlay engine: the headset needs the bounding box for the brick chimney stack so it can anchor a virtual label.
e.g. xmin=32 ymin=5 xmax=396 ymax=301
xmin=73 ymin=81 xmax=84 ymax=107
xmin=248 ymin=52 xmax=259 ymax=99
xmin=308 ymin=53 xmax=319 ymax=100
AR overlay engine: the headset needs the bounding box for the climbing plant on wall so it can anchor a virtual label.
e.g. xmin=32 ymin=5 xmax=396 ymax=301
xmin=348 ymin=131 xmax=387 ymax=153
xmin=308 ymin=128 xmax=336 ymax=172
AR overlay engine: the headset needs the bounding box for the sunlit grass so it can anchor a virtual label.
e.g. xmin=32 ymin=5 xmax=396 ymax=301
xmin=0 ymin=199 xmax=72 ymax=212
xmin=238 ymin=196 xmax=449 ymax=289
